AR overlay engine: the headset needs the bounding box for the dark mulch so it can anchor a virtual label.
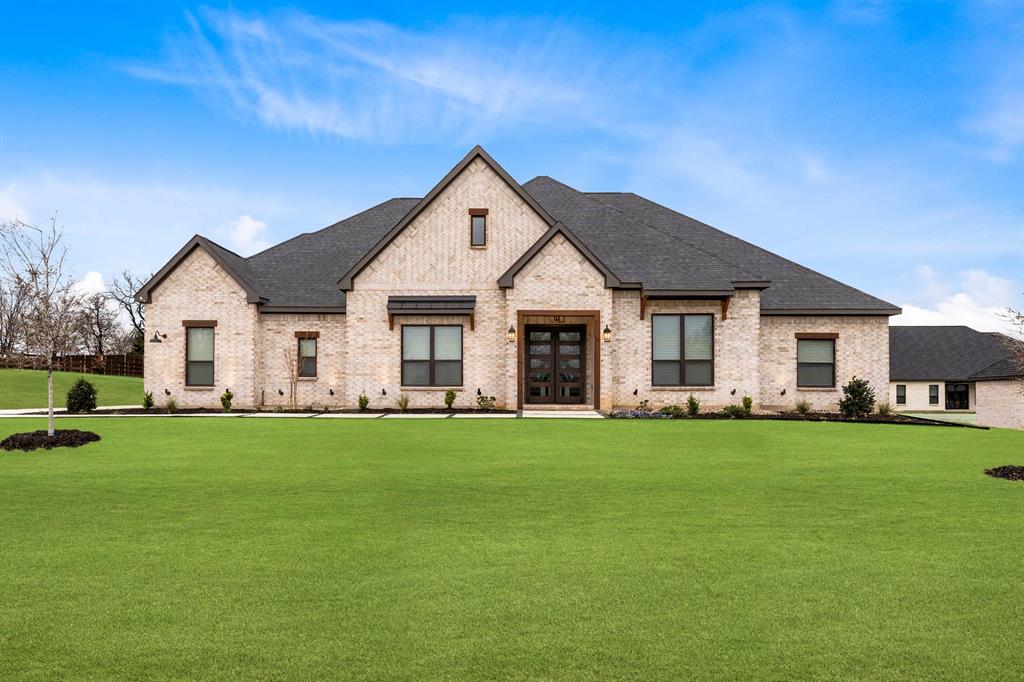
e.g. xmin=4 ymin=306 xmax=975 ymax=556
xmin=608 ymin=410 xmax=984 ymax=428
xmin=984 ymin=465 xmax=1024 ymax=482
xmin=1 ymin=429 xmax=101 ymax=451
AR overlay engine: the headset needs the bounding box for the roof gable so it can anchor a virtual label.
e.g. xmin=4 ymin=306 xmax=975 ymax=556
xmin=498 ymin=222 xmax=626 ymax=289
xmin=136 ymin=235 xmax=264 ymax=305
xmin=337 ymin=146 xmax=556 ymax=290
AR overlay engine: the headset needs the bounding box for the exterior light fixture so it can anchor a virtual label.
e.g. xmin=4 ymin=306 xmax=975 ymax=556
xmin=164 ymin=389 xmax=171 ymax=396
xmin=730 ymin=389 xmax=736 ymax=396
xmin=381 ymin=388 xmax=387 ymax=396
xmin=781 ymin=389 xmax=787 ymax=396
xmin=506 ymin=325 xmax=517 ymax=343
xmin=150 ymin=331 xmax=165 ymax=343
xmin=602 ymin=325 xmax=612 ymax=343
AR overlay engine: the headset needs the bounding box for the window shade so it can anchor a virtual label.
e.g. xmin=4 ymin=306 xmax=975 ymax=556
xmin=652 ymin=316 xmax=680 ymax=360
xmin=433 ymin=326 xmax=462 ymax=360
xmin=187 ymin=327 xmax=214 ymax=361
xmin=684 ymin=315 xmax=713 ymax=360
xmin=402 ymin=327 xmax=430 ymax=360
xmin=797 ymin=339 xmax=834 ymax=363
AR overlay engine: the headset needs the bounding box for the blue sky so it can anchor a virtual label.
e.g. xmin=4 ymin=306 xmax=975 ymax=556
xmin=1 ymin=1 xmax=1021 ymax=329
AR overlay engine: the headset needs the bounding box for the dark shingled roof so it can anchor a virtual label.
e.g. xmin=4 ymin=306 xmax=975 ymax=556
xmin=150 ymin=153 xmax=900 ymax=315
xmin=889 ymin=326 xmax=1019 ymax=381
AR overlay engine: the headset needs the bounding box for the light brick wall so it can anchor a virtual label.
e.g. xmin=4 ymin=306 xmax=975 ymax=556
xmin=611 ymin=289 xmax=761 ymax=410
xmin=144 ymin=248 xmax=259 ymax=408
xmin=759 ymin=315 xmax=889 ymax=411
xmin=975 ymin=379 xmax=1024 ymax=430
xmin=258 ymin=313 xmax=346 ymax=408
xmin=887 ymin=380 xmax=976 ymax=412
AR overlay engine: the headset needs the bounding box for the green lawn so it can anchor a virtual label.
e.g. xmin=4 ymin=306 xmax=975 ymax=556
xmin=0 ymin=369 xmax=143 ymax=409
xmin=1 ymin=418 xmax=1022 ymax=680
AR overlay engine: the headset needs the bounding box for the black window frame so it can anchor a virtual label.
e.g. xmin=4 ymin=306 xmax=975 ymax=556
xmin=896 ymin=384 xmax=906 ymax=405
xmin=650 ymin=313 xmax=714 ymax=387
xmin=796 ymin=338 xmax=836 ymax=388
xmin=298 ymin=337 xmax=317 ymax=378
xmin=401 ymin=324 xmax=463 ymax=387
xmin=185 ymin=325 xmax=215 ymax=387
xmin=469 ymin=209 xmax=488 ymax=247
xmin=928 ymin=384 xmax=939 ymax=405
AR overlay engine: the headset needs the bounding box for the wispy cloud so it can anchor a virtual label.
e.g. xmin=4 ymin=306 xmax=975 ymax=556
xmin=124 ymin=10 xmax=629 ymax=142
xmin=224 ymin=214 xmax=270 ymax=255
xmin=892 ymin=267 xmax=1022 ymax=331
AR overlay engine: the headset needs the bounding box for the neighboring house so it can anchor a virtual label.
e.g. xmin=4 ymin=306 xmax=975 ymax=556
xmin=137 ymin=146 xmax=900 ymax=412
xmin=889 ymin=325 xmax=1023 ymax=429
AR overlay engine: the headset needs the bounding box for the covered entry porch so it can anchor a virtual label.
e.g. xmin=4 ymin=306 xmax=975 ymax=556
xmin=515 ymin=310 xmax=602 ymax=410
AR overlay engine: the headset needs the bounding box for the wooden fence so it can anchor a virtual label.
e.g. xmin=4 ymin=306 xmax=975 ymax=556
xmin=0 ymin=353 xmax=144 ymax=377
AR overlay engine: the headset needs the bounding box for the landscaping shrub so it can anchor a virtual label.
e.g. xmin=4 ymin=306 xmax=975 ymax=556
xmin=220 ymin=389 xmax=233 ymax=412
xmin=65 ymin=378 xmax=97 ymax=413
xmin=659 ymin=404 xmax=687 ymax=419
xmin=741 ymin=396 xmax=753 ymax=414
xmin=358 ymin=393 xmax=370 ymax=411
xmin=396 ymin=393 xmax=410 ymax=412
xmin=722 ymin=404 xmax=748 ymax=419
xmin=795 ymin=400 xmax=811 ymax=415
xmin=165 ymin=398 xmax=177 ymax=414
xmin=839 ymin=376 xmax=876 ymax=418
xmin=142 ymin=391 xmax=154 ymax=411
xmin=477 ymin=394 xmax=497 ymax=411
xmin=444 ymin=389 xmax=457 ymax=410
xmin=686 ymin=394 xmax=700 ymax=416
xmin=877 ymin=401 xmax=892 ymax=416
xmin=637 ymin=398 xmax=652 ymax=411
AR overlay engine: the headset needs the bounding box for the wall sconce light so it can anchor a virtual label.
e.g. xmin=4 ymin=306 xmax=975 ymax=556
xmin=477 ymin=388 xmax=482 ymax=396
xmin=633 ymin=388 xmax=638 ymax=396
xmin=278 ymin=389 xmax=284 ymax=396
xmin=150 ymin=331 xmax=166 ymax=343
xmin=781 ymin=389 xmax=787 ymax=396
xmin=164 ymin=388 xmax=170 ymax=396
xmin=382 ymin=388 xmax=387 ymax=396
xmin=506 ymin=325 xmax=517 ymax=343
xmin=329 ymin=389 xmax=334 ymax=396
xmin=602 ymin=325 xmax=612 ymax=343
xmin=730 ymin=389 xmax=736 ymax=396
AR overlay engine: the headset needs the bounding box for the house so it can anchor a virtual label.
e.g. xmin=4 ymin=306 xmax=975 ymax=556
xmin=137 ymin=146 xmax=900 ymax=412
xmin=889 ymin=325 xmax=1023 ymax=429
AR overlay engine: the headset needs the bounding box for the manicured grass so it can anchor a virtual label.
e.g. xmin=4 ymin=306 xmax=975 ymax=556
xmin=0 ymin=369 xmax=142 ymax=409
xmin=1 ymin=418 xmax=1022 ymax=680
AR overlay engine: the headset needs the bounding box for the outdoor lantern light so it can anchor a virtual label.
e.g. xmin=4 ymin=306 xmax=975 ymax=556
xmin=329 ymin=389 xmax=334 ymax=396
xmin=506 ymin=325 xmax=517 ymax=343
xmin=164 ymin=389 xmax=170 ymax=396
xmin=382 ymin=388 xmax=387 ymax=396
xmin=150 ymin=331 xmax=165 ymax=343
xmin=602 ymin=325 xmax=612 ymax=343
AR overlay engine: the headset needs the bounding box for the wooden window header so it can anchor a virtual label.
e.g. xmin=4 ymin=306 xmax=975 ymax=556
xmin=468 ymin=208 xmax=489 ymax=216
xmin=182 ymin=320 xmax=217 ymax=327
xmin=294 ymin=331 xmax=320 ymax=339
xmin=795 ymin=332 xmax=838 ymax=340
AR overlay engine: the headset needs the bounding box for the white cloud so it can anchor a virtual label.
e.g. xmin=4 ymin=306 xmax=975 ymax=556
xmin=73 ymin=271 xmax=107 ymax=297
xmin=892 ymin=268 xmax=1022 ymax=331
xmin=224 ymin=214 xmax=270 ymax=255
xmin=0 ymin=184 xmax=30 ymax=223
xmin=123 ymin=10 xmax=624 ymax=142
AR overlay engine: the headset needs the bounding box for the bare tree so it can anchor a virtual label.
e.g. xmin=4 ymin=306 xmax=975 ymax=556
xmin=282 ymin=345 xmax=299 ymax=410
xmin=77 ymin=291 xmax=122 ymax=355
xmin=0 ymin=216 xmax=83 ymax=435
xmin=0 ymin=275 xmax=28 ymax=355
xmin=1000 ymin=306 xmax=1024 ymax=379
xmin=108 ymin=270 xmax=148 ymax=353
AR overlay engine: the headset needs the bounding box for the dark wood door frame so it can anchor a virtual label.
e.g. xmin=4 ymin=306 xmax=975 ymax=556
xmin=516 ymin=309 xmax=601 ymax=409
xmin=524 ymin=324 xmax=586 ymax=404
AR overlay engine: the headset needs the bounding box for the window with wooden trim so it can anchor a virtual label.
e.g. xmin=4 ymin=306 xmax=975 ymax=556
xmin=402 ymin=325 xmax=463 ymax=387
xmin=651 ymin=314 xmax=713 ymax=386
xmin=896 ymin=384 xmax=907 ymax=405
xmin=469 ymin=209 xmax=488 ymax=247
xmin=298 ymin=338 xmax=317 ymax=377
xmin=186 ymin=327 xmax=214 ymax=386
xmin=796 ymin=338 xmax=835 ymax=387
xmin=929 ymin=384 xmax=939 ymax=405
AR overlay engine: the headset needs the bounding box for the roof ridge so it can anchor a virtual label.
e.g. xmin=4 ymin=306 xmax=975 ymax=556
xmin=607 ymin=192 xmax=897 ymax=310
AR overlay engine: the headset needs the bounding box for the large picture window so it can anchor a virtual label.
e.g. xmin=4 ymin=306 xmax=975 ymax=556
xmin=651 ymin=314 xmax=713 ymax=386
xmin=402 ymin=325 xmax=463 ymax=387
xmin=797 ymin=338 xmax=835 ymax=387
xmin=186 ymin=326 xmax=214 ymax=386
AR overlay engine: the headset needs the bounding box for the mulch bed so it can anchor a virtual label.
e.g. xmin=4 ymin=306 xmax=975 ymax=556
xmin=984 ymin=466 xmax=1024 ymax=482
xmin=608 ymin=410 xmax=983 ymax=428
xmin=1 ymin=429 xmax=101 ymax=451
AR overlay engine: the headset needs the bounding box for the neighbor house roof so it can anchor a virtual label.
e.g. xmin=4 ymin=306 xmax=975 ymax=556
xmin=142 ymin=147 xmax=901 ymax=315
xmin=889 ymin=326 xmax=1020 ymax=382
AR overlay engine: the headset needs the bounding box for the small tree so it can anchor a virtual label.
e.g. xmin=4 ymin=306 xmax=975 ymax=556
xmin=108 ymin=270 xmax=149 ymax=354
xmin=839 ymin=376 xmax=875 ymax=418
xmin=0 ymin=216 xmax=83 ymax=436
xmin=282 ymin=346 xmax=299 ymax=410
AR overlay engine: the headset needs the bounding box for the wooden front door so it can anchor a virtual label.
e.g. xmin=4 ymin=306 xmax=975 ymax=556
xmin=525 ymin=325 xmax=586 ymax=404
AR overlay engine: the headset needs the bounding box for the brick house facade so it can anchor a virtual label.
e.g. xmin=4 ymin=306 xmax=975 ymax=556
xmin=138 ymin=147 xmax=901 ymax=412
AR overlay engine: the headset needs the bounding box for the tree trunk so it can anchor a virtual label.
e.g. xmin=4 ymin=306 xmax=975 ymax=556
xmin=47 ymin=367 xmax=55 ymax=436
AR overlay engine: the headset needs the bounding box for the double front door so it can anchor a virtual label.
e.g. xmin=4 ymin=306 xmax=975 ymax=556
xmin=525 ymin=325 xmax=585 ymax=404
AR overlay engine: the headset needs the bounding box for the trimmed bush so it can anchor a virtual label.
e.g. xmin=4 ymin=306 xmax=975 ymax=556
xmin=65 ymin=378 xmax=97 ymax=413
xmin=358 ymin=393 xmax=370 ymax=411
xmin=741 ymin=396 xmax=753 ymax=414
xmin=686 ymin=394 xmax=700 ymax=416
xmin=659 ymin=404 xmax=687 ymax=419
xmin=220 ymin=389 xmax=233 ymax=412
xmin=722 ymin=404 xmax=748 ymax=419
xmin=444 ymin=389 xmax=457 ymax=410
xmin=142 ymin=391 xmax=154 ymax=411
xmin=839 ymin=377 xmax=876 ymax=418
xmin=477 ymin=395 xmax=497 ymax=411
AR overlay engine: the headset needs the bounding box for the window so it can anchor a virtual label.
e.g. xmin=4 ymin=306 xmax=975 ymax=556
xmin=929 ymin=384 xmax=939 ymax=405
xmin=651 ymin=314 xmax=713 ymax=386
xmin=298 ymin=338 xmax=317 ymax=378
xmin=797 ymin=339 xmax=835 ymax=387
xmin=402 ymin=325 xmax=462 ymax=386
xmin=946 ymin=383 xmax=970 ymax=410
xmin=469 ymin=209 xmax=487 ymax=247
xmin=896 ymin=384 xmax=906 ymax=405
xmin=186 ymin=326 xmax=214 ymax=386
